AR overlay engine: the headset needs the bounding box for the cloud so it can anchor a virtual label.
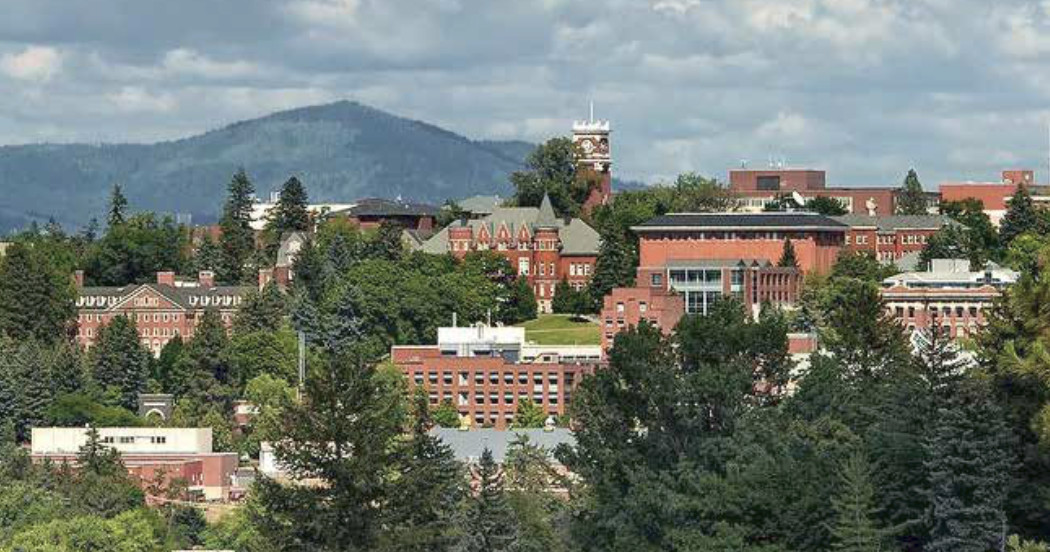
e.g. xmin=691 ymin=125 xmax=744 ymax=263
xmin=0 ymin=45 xmax=62 ymax=81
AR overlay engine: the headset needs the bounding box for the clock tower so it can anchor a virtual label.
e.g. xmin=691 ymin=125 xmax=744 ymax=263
xmin=573 ymin=106 xmax=612 ymax=214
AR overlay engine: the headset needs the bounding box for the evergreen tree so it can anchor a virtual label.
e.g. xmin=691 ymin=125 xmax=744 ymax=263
xmin=551 ymin=279 xmax=575 ymax=315
xmin=0 ymin=241 xmax=76 ymax=342
xmin=1001 ymin=184 xmax=1040 ymax=245
xmin=588 ymin=233 xmax=635 ymax=311
xmin=90 ymin=316 xmax=150 ymax=410
xmin=234 ymin=281 xmax=286 ymax=334
xmin=511 ymin=399 xmax=548 ymax=429
xmin=830 ymin=452 xmax=882 ymax=552
xmin=804 ymin=195 xmax=849 ymax=216
xmin=108 ymin=183 xmax=128 ymax=227
xmin=218 ymin=169 xmax=257 ymax=284
xmin=926 ymin=381 xmax=1013 ymax=552
xmin=266 ymin=176 xmax=311 ymax=236
xmin=369 ymin=221 xmax=405 ymax=261
xmin=432 ymin=400 xmax=462 ymax=429
xmin=381 ymin=391 xmax=465 ymax=552
xmin=187 ymin=309 xmax=231 ymax=388
xmin=457 ymin=448 xmax=519 ymax=552
xmin=504 ymin=277 xmax=538 ymax=324
xmin=897 ymin=169 xmax=929 ymax=215
xmin=154 ymin=336 xmax=185 ymax=393
xmin=193 ymin=236 xmax=223 ymax=273
xmin=778 ymin=238 xmax=799 ymax=268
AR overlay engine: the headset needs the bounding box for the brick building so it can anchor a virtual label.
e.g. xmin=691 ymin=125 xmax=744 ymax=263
xmin=572 ymin=115 xmax=613 ymax=213
xmin=939 ymin=169 xmax=1050 ymax=226
xmin=327 ymin=197 xmax=439 ymax=236
xmin=881 ymin=259 xmax=1018 ymax=339
xmin=729 ymin=168 xmax=937 ymax=216
xmin=420 ymin=194 xmax=599 ymax=313
xmin=600 ymin=287 xmax=685 ymax=351
xmin=833 ymin=215 xmax=953 ymax=263
xmin=74 ymin=270 xmax=252 ymax=356
xmin=31 ymin=427 xmax=239 ymax=501
xmin=391 ymin=325 xmax=601 ymax=429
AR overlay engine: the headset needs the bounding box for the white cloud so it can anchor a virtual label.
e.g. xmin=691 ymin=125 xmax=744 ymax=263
xmin=161 ymin=49 xmax=263 ymax=79
xmin=0 ymin=45 xmax=62 ymax=82
xmin=106 ymin=86 xmax=176 ymax=113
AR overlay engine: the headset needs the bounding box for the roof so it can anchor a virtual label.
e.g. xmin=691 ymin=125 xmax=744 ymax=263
xmin=330 ymin=198 xmax=440 ymax=218
xmin=633 ymin=212 xmax=849 ymax=232
xmin=832 ymin=214 xmax=953 ymax=231
xmin=77 ymin=283 xmax=252 ymax=311
xmin=417 ymin=206 xmax=600 ymax=256
xmin=882 ymin=259 xmax=1019 ymax=288
xmin=665 ymin=258 xmax=774 ymax=269
xmin=535 ymin=193 xmax=558 ymax=228
xmin=276 ymin=231 xmax=309 ymax=268
xmin=430 ymin=428 xmax=575 ymax=463
xmin=457 ymin=195 xmax=503 ymax=215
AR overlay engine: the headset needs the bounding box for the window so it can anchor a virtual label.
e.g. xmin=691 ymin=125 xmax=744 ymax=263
xmin=102 ymin=436 xmax=114 ymax=444
xmin=639 ymin=302 xmax=648 ymax=313
xmin=969 ymin=306 xmax=978 ymax=317
xmin=119 ymin=436 xmax=135 ymax=444
xmin=616 ymin=302 xmax=625 ymax=313
xmin=151 ymin=436 xmax=167 ymax=445
xmin=518 ymin=257 xmax=530 ymax=276
xmin=756 ymin=176 xmax=781 ymax=191
xmin=651 ymin=273 xmax=663 ymax=287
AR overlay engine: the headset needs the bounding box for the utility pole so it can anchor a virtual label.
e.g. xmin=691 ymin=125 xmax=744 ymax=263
xmin=297 ymin=331 xmax=306 ymax=401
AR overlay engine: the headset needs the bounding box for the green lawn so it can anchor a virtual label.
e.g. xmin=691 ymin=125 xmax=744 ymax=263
xmin=517 ymin=314 xmax=601 ymax=346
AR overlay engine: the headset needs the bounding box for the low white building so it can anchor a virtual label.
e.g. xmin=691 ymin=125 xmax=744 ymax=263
xmin=31 ymin=427 xmax=213 ymax=455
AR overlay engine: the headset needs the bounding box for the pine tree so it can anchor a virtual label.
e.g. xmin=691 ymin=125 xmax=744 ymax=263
xmin=234 ymin=281 xmax=286 ymax=334
xmin=108 ymin=183 xmax=128 ymax=227
xmin=187 ymin=309 xmax=231 ymax=387
xmin=382 ymin=390 xmax=465 ymax=552
xmin=456 ymin=448 xmax=519 ymax=552
xmin=830 ymin=452 xmax=882 ymax=551
xmin=0 ymin=241 xmax=76 ymax=342
xmin=1000 ymin=184 xmax=1039 ymax=245
xmin=551 ymin=279 xmax=575 ymax=314
xmin=90 ymin=316 xmax=150 ymax=410
xmin=778 ymin=238 xmax=799 ymax=268
xmin=926 ymin=381 xmax=1013 ymax=552
xmin=369 ymin=221 xmax=404 ymax=261
xmin=915 ymin=318 xmax=967 ymax=408
xmin=432 ymin=400 xmax=462 ymax=428
xmin=218 ymin=169 xmax=256 ymax=284
xmin=589 ymin=233 xmax=635 ymax=310
xmin=897 ymin=169 xmax=929 ymax=215
xmin=505 ymin=277 xmax=537 ymax=323
xmin=266 ymin=176 xmax=311 ymax=236
xmin=154 ymin=336 xmax=185 ymax=393
xmin=193 ymin=236 xmax=223 ymax=273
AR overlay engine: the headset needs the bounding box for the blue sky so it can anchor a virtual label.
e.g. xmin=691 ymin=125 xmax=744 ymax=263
xmin=2 ymin=0 xmax=1050 ymax=189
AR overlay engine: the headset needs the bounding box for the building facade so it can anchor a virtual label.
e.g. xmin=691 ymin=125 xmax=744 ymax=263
xmin=75 ymin=270 xmax=252 ymax=356
xmin=391 ymin=325 xmax=601 ymax=429
xmin=881 ymin=259 xmax=1019 ymax=339
xmin=728 ymin=168 xmax=936 ymax=216
xmin=939 ymin=169 xmax=1050 ymax=226
xmin=420 ymin=194 xmax=600 ymax=313
xmin=31 ymin=427 xmax=239 ymax=501
xmin=572 ymin=116 xmax=613 ymax=213
xmin=600 ymin=287 xmax=685 ymax=351
xmin=833 ymin=215 xmax=952 ymax=263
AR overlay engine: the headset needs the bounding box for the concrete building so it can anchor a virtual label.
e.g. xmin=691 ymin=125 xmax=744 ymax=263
xmin=420 ymin=194 xmax=600 ymax=313
xmin=31 ymin=427 xmax=239 ymax=501
xmin=249 ymin=192 xmax=355 ymax=231
xmin=729 ymin=168 xmax=937 ymax=216
xmin=833 ymin=215 xmax=953 ymax=263
xmin=881 ymin=259 xmax=1019 ymax=339
xmin=74 ymin=271 xmax=253 ymax=356
xmin=391 ymin=324 xmax=601 ymax=429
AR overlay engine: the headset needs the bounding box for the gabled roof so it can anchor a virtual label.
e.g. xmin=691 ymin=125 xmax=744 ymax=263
xmin=77 ymin=283 xmax=253 ymax=311
xmin=535 ymin=193 xmax=558 ymax=228
xmin=417 ymin=206 xmax=600 ymax=256
xmin=457 ymin=195 xmax=503 ymax=215
xmin=633 ymin=212 xmax=849 ymax=232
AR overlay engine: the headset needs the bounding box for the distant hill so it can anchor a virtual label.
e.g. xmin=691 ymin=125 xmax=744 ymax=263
xmin=0 ymin=101 xmax=536 ymax=232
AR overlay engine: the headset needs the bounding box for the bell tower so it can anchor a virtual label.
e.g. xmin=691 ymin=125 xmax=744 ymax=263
xmin=573 ymin=103 xmax=612 ymax=214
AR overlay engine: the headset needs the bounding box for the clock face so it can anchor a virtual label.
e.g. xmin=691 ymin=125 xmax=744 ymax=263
xmin=579 ymin=138 xmax=595 ymax=155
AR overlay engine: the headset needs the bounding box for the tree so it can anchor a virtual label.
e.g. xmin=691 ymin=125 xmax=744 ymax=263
xmin=511 ymin=398 xmax=547 ymax=429
xmin=588 ymin=232 xmax=635 ymax=310
xmin=551 ymin=279 xmax=585 ymax=316
xmin=1008 ymin=535 xmax=1050 ymax=552
xmin=0 ymin=240 xmax=77 ymax=342
xmin=90 ymin=316 xmax=150 ymax=410
xmin=432 ymin=400 xmax=462 ymax=429
xmin=154 ymin=336 xmax=185 ymax=393
xmin=235 ymin=281 xmax=286 ymax=334
xmin=926 ymin=381 xmax=1013 ymax=552
xmin=369 ymin=221 xmax=405 ymax=261
xmin=69 ymin=426 xmax=146 ymax=516
xmin=457 ymin=448 xmax=520 ymax=552
xmin=897 ymin=169 xmax=928 ymax=215
xmin=192 ymin=235 xmax=223 ymax=273
xmin=218 ymin=169 xmax=257 ymax=284
xmin=182 ymin=309 xmax=232 ymax=399
xmin=505 ymin=277 xmax=538 ymax=324
xmin=85 ymin=212 xmax=188 ymax=285
xmin=1001 ymin=184 xmax=1040 ymax=246
xmin=108 ymin=183 xmax=128 ymax=227
xmin=266 ymin=176 xmax=311 ymax=236
xmin=805 ymin=195 xmax=849 ymax=216
xmin=778 ymin=238 xmax=799 ymax=268
xmin=511 ymin=137 xmax=587 ymax=217
xmin=829 ymin=452 xmax=882 ymax=551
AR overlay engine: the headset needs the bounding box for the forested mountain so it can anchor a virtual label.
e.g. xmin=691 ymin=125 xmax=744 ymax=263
xmin=0 ymin=101 xmax=533 ymax=232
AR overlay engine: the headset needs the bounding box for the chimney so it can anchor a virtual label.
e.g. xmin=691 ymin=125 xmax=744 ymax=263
xmin=73 ymin=270 xmax=84 ymax=288
xmin=274 ymin=266 xmax=291 ymax=288
xmin=198 ymin=270 xmax=215 ymax=289
xmin=258 ymin=268 xmax=274 ymax=290
xmin=156 ymin=271 xmax=175 ymax=287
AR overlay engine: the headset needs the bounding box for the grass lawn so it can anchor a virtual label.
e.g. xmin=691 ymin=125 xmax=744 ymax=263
xmin=517 ymin=314 xmax=601 ymax=346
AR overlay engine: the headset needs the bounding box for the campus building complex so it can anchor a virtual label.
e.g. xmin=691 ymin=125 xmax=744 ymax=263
xmin=74 ymin=270 xmax=252 ymax=356
xmin=833 ymin=214 xmax=952 ymax=264
xmin=881 ymin=259 xmax=1019 ymax=339
xmin=391 ymin=325 xmax=601 ymax=429
xmin=729 ymin=168 xmax=937 ymax=216
xmin=31 ymin=427 xmax=239 ymax=501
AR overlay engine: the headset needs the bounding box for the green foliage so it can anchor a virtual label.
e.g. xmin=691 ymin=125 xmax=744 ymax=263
xmin=551 ymin=279 xmax=590 ymax=316
xmin=896 ymin=169 xmax=929 ymax=215
xmin=234 ymin=281 xmax=287 ymax=334
xmin=1004 ymin=233 xmax=1050 ymax=274
xmin=511 ymin=137 xmax=588 ymax=218
xmin=1009 ymin=535 xmax=1050 ymax=552
xmin=506 ymin=276 xmax=538 ymax=324
xmin=46 ymin=393 xmax=141 ymax=427
xmin=777 ymin=238 xmax=798 ymax=268
xmin=432 ymin=399 xmax=462 ymax=429
xmin=6 ymin=509 xmax=164 ymax=551
xmin=829 ymin=452 xmax=882 ymax=551
xmin=191 ymin=235 xmax=223 ymax=273
xmin=1001 ymin=184 xmax=1041 ymax=246
xmin=226 ymin=327 xmax=299 ymax=391
xmin=511 ymin=399 xmax=548 ymax=429
xmin=108 ymin=183 xmax=128 ymax=227
xmin=457 ymin=448 xmax=520 ymax=552
xmin=84 ymin=212 xmax=188 ymax=286
xmin=90 ymin=316 xmax=150 ymax=410
xmin=239 ymin=374 xmax=296 ymax=458
xmin=0 ymin=241 xmax=76 ymax=342
xmin=266 ymin=176 xmax=311 ymax=237
xmin=805 ymin=195 xmax=849 ymax=216
xmin=218 ymin=169 xmax=257 ymax=284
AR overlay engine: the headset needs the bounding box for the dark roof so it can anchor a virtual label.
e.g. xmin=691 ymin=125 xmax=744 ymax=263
xmin=633 ymin=212 xmax=849 ymax=232
xmin=77 ymin=283 xmax=253 ymax=311
xmin=832 ymin=214 xmax=954 ymax=231
xmin=332 ymin=198 xmax=440 ymax=218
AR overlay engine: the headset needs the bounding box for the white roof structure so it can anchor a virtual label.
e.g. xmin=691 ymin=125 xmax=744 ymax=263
xmin=882 ymin=259 xmax=1019 ymax=289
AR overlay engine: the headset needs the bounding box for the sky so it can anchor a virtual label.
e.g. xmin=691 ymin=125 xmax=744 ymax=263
xmin=2 ymin=0 xmax=1050 ymax=189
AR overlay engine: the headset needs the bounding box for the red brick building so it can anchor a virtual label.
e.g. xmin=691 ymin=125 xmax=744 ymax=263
xmin=938 ymin=169 xmax=1050 ymax=226
xmin=327 ymin=197 xmax=439 ymax=236
xmin=729 ymin=168 xmax=926 ymax=216
xmin=74 ymin=270 xmax=252 ymax=356
xmin=833 ymin=215 xmax=952 ymax=263
xmin=391 ymin=326 xmax=601 ymax=429
xmin=572 ymin=117 xmax=613 ymax=213
xmin=600 ymin=287 xmax=684 ymax=351
xmin=419 ymin=194 xmax=599 ymax=313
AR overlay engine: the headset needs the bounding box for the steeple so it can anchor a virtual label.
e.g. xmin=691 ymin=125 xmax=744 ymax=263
xmin=536 ymin=192 xmax=558 ymax=228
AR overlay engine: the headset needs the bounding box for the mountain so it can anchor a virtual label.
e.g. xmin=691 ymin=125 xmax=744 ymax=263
xmin=0 ymin=101 xmax=535 ymax=232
